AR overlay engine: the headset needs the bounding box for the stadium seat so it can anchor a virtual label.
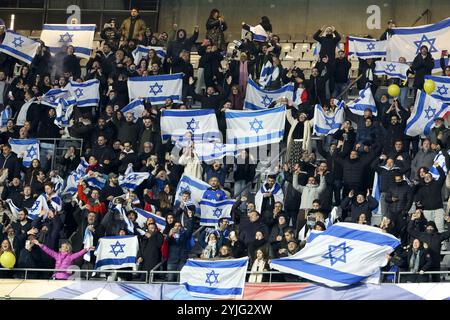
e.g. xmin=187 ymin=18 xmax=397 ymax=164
xmin=302 ymin=50 xmax=316 ymax=61
xmin=16 ymin=30 xmax=31 ymax=37
xmin=283 ymin=50 xmax=302 ymax=61
xmin=30 ymin=30 xmax=42 ymax=38
xmin=296 ymin=60 xmax=311 ymax=70
xmin=280 ymin=43 xmax=293 ymax=55
xmin=290 ymin=34 xmax=307 ymax=42
xmin=294 ymin=42 xmax=310 ymax=53
xmin=281 ymin=60 xmax=295 ymax=69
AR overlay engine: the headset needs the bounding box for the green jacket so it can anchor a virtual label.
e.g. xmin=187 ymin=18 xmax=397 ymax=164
xmin=120 ymin=16 xmax=147 ymax=41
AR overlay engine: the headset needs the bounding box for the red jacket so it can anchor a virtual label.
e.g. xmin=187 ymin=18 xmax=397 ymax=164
xmin=77 ymin=184 xmax=107 ymax=215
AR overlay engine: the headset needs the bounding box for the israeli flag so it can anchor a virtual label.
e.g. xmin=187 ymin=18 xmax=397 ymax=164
xmin=10 ymin=138 xmax=39 ymax=167
xmin=374 ymin=61 xmax=410 ymax=81
xmin=347 ymin=36 xmax=387 ymax=59
xmin=128 ymin=73 xmax=183 ymax=104
xmin=54 ymin=99 xmax=74 ymax=128
xmin=424 ymin=75 xmax=450 ymax=103
xmin=116 ymin=205 xmax=134 ymax=234
xmin=0 ymin=30 xmax=40 ymax=64
xmin=28 ymin=194 xmax=49 ymax=220
xmin=225 ymin=105 xmax=286 ymax=148
xmin=259 ymin=60 xmax=280 ymax=88
xmin=83 ymin=227 xmax=94 ymax=262
xmin=120 ymin=99 xmax=145 ymax=123
xmin=0 ymin=105 xmax=12 ymax=127
xmin=62 ymin=158 xmax=89 ymax=195
xmin=119 ymin=164 xmax=150 ymax=192
xmin=175 ymin=175 xmax=210 ymax=205
xmin=82 ymin=173 xmax=107 ymax=189
xmin=41 ymin=89 xmax=75 ymax=108
xmin=244 ymin=79 xmax=294 ymax=110
xmin=312 ymin=101 xmax=345 ymax=136
xmin=180 ymin=257 xmax=249 ymax=299
xmin=132 ymin=45 xmax=166 ymax=64
xmin=161 ymin=108 xmax=220 ymax=143
xmin=247 ymin=24 xmax=268 ymax=42
xmin=429 ymin=150 xmax=450 ymax=179
xmin=66 ymin=79 xmax=100 ymax=107
xmin=51 ymin=175 xmax=65 ymax=195
xmin=405 ymin=90 xmax=449 ymax=137
xmin=193 ymin=142 xmax=236 ymax=163
xmin=270 ymin=223 xmax=400 ymax=287
xmin=347 ymin=86 xmax=378 ymax=116
xmin=371 ymin=172 xmax=382 ymax=215
xmin=133 ymin=208 xmax=166 ymax=232
xmin=94 ymin=235 xmax=139 ymax=270
xmin=199 ymin=199 xmax=236 ymax=226
xmin=387 ymin=17 xmax=450 ymax=71
xmin=40 ymin=24 xmax=96 ymax=59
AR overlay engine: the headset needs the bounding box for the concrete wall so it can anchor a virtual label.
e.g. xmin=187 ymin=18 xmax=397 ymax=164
xmin=158 ymin=0 xmax=450 ymax=40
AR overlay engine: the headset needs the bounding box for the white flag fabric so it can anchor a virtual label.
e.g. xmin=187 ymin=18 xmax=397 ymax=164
xmin=133 ymin=208 xmax=166 ymax=232
xmin=387 ymin=18 xmax=450 ymax=71
xmin=270 ymin=223 xmax=400 ymax=287
xmin=244 ymin=79 xmax=294 ymax=110
xmin=371 ymin=172 xmax=382 ymax=214
xmin=199 ymin=199 xmax=236 ymax=226
xmin=259 ymin=60 xmax=280 ymax=88
xmin=0 ymin=105 xmax=12 ymax=127
xmin=94 ymin=236 xmax=139 ymax=270
xmin=346 ymin=86 xmax=378 ymax=116
xmin=54 ymin=99 xmax=74 ymax=128
xmin=248 ymin=24 xmax=268 ymax=42
xmin=180 ymin=257 xmax=249 ymax=299
xmin=132 ymin=45 xmax=166 ymax=64
xmin=313 ymin=101 xmax=345 ymax=136
xmin=118 ymin=164 xmax=150 ymax=192
xmin=374 ymin=61 xmax=410 ymax=81
xmin=175 ymin=175 xmax=210 ymax=205
xmin=347 ymin=36 xmax=387 ymax=59
xmin=127 ymin=73 xmax=183 ymax=104
xmin=66 ymin=79 xmax=100 ymax=107
xmin=429 ymin=150 xmax=450 ymax=179
xmin=28 ymin=194 xmax=49 ymax=220
xmin=0 ymin=30 xmax=40 ymax=64
xmin=10 ymin=138 xmax=39 ymax=167
xmin=225 ymin=105 xmax=286 ymax=148
xmin=82 ymin=173 xmax=107 ymax=189
xmin=161 ymin=108 xmax=220 ymax=143
xmin=62 ymin=158 xmax=89 ymax=195
xmin=120 ymin=99 xmax=145 ymax=123
xmin=40 ymin=24 xmax=96 ymax=59
xmin=424 ymin=75 xmax=450 ymax=103
xmin=41 ymin=88 xmax=76 ymax=108
xmin=193 ymin=142 xmax=236 ymax=163
xmin=405 ymin=89 xmax=450 ymax=137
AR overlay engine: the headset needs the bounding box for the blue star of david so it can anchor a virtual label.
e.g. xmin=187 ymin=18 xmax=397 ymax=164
xmin=324 ymin=116 xmax=336 ymax=128
xmin=110 ymin=241 xmax=126 ymax=257
xmin=149 ymin=82 xmax=163 ymax=95
xmin=249 ymin=118 xmax=264 ymax=134
xmin=26 ymin=146 xmax=37 ymax=158
xmin=186 ymin=118 xmax=200 ymax=133
xmin=205 ymin=270 xmax=220 ymax=286
xmin=48 ymin=95 xmax=56 ymax=103
xmin=437 ymin=84 xmax=449 ymax=96
xmin=260 ymin=95 xmax=273 ymax=108
xmin=385 ymin=63 xmax=396 ymax=72
xmin=414 ymin=35 xmax=438 ymax=55
xmin=212 ymin=208 xmax=223 ymax=218
xmin=74 ymin=88 xmax=83 ymax=98
xmin=366 ymin=42 xmax=376 ymax=51
xmin=12 ymin=37 xmax=24 ymax=48
xmin=59 ymin=32 xmax=74 ymax=44
xmin=127 ymin=174 xmax=138 ymax=181
xmin=424 ymin=106 xmax=436 ymax=120
xmin=322 ymin=242 xmax=353 ymax=266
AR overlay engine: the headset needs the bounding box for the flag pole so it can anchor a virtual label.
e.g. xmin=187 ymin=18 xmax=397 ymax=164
xmin=335 ymin=74 xmax=363 ymax=100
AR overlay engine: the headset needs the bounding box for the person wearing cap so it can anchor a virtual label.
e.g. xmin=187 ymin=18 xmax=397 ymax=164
xmin=411 ymin=45 xmax=434 ymax=92
xmin=380 ymin=19 xmax=396 ymax=41
xmin=428 ymin=117 xmax=449 ymax=147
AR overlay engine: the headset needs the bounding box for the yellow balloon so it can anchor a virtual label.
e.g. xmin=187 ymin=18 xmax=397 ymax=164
xmin=0 ymin=252 xmax=16 ymax=269
xmin=424 ymin=79 xmax=436 ymax=94
xmin=388 ymin=84 xmax=400 ymax=97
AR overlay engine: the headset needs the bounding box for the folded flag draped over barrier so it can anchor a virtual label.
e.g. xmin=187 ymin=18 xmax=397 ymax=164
xmin=429 ymin=149 xmax=450 ymax=179
xmin=66 ymin=79 xmax=100 ymax=107
xmin=225 ymin=105 xmax=286 ymax=148
xmin=199 ymin=199 xmax=236 ymax=227
xmin=244 ymin=79 xmax=294 ymax=110
xmin=133 ymin=208 xmax=166 ymax=232
xmin=193 ymin=142 xmax=236 ymax=162
xmin=118 ymin=164 xmax=150 ymax=192
xmin=127 ymin=73 xmax=183 ymax=104
xmin=0 ymin=30 xmax=40 ymax=64
xmin=374 ymin=61 xmax=410 ymax=81
xmin=40 ymin=24 xmax=96 ymax=59
xmin=41 ymin=89 xmax=76 ymax=108
xmin=132 ymin=45 xmax=166 ymax=64
xmin=347 ymin=36 xmax=387 ymax=59
xmin=175 ymin=175 xmax=210 ymax=205
xmin=346 ymin=86 xmax=377 ymax=116
xmin=94 ymin=235 xmax=139 ymax=270
xmin=10 ymin=138 xmax=39 ymax=167
xmin=424 ymin=75 xmax=450 ymax=103
xmin=161 ymin=108 xmax=220 ymax=143
xmin=120 ymin=99 xmax=145 ymax=123
xmin=313 ymin=100 xmax=345 ymax=136
xmin=270 ymin=222 xmax=400 ymax=287
xmin=405 ymin=89 xmax=449 ymax=137
xmin=180 ymin=257 xmax=249 ymax=299
xmin=387 ymin=17 xmax=450 ymax=71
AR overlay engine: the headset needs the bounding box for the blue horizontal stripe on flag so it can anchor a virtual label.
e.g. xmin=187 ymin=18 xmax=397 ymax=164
xmin=430 ymin=94 xmax=450 ymax=102
xmin=405 ymin=92 xmax=426 ymax=133
xmin=162 ymin=108 xmax=215 ymax=117
xmin=348 ymin=104 xmax=377 ymax=111
xmin=252 ymin=34 xmax=267 ymax=42
xmin=228 ymin=130 xmax=284 ymax=145
xmin=185 ymin=258 xmax=247 ymax=268
xmin=43 ymin=25 xmax=96 ymax=31
xmin=354 ymin=51 xmax=386 ymax=57
xmin=145 ymin=95 xmax=182 ymax=103
xmin=248 ymin=79 xmax=294 ymax=94
xmin=10 ymin=139 xmax=38 ymax=145
xmin=70 ymin=80 xmax=99 ymax=87
xmin=0 ymin=45 xmax=33 ymax=63
xmin=162 ymin=132 xmax=221 ymax=142
xmin=134 ymin=208 xmax=166 ymax=226
xmin=199 ymin=200 xmax=236 ymax=207
xmin=225 ymin=105 xmax=285 ymax=119
xmin=100 ymin=235 xmax=136 ymax=240
xmin=373 ymin=71 xmax=407 ymax=80
xmin=129 ymin=73 xmax=183 ymax=82
xmin=184 ymin=283 xmax=243 ymax=296
xmin=244 ymin=102 xmax=265 ymax=110
xmin=391 ymin=18 xmax=450 ymax=35
xmin=200 ymin=218 xmax=222 ymax=224
xmin=348 ymin=37 xmax=375 ymax=43
xmin=179 ymin=177 xmax=209 ymax=191
xmin=425 ymin=75 xmax=450 ymax=84
xmin=48 ymin=46 xmax=91 ymax=56
xmin=271 ymin=258 xmax=367 ymax=285
xmin=95 ymin=256 xmax=136 ymax=269
xmin=314 ymin=125 xmax=339 ymax=135
xmin=120 ymin=183 xmax=140 ymax=190
xmin=77 ymin=99 xmax=99 ymax=106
